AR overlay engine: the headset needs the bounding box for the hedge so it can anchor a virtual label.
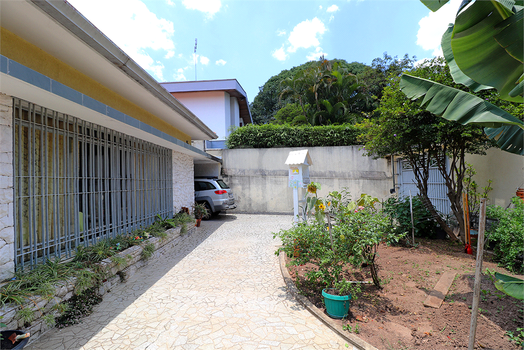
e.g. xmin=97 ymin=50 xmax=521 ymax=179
xmin=226 ymin=124 xmax=365 ymax=149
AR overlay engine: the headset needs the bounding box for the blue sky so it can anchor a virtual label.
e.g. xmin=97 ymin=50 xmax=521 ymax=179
xmin=67 ymin=0 xmax=461 ymax=104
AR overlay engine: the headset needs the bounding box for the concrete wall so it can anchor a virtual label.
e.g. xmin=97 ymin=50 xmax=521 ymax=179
xmin=221 ymin=146 xmax=393 ymax=214
xmin=465 ymin=148 xmax=524 ymax=208
xmin=172 ymin=151 xmax=195 ymax=213
xmin=0 ymin=94 xmax=14 ymax=281
xmin=194 ymin=163 xmax=221 ymax=178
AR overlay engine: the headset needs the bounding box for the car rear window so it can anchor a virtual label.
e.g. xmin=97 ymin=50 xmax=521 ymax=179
xmin=216 ymin=180 xmax=229 ymax=189
xmin=195 ymin=181 xmax=216 ymax=191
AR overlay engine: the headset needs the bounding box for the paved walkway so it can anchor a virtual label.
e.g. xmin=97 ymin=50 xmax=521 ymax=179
xmin=26 ymin=214 xmax=350 ymax=350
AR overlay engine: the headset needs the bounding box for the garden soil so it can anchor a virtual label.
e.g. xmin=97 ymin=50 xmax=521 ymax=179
xmin=285 ymin=238 xmax=523 ymax=350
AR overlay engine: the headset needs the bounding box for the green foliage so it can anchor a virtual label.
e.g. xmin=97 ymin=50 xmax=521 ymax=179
xmin=192 ymin=202 xmax=209 ymax=220
xmin=486 ymin=198 xmax=524 ymax=273
xmin=272 ymin=103 xmax=308 ymax=125
xmin=383 ymin=196 xmax=441 ymax=241
xmin=463 ymin=163 xmax=493 ymax=219
xmin=278 ymin=59 xmax=370 ymax=125
xmin=357 ymin=52 xmax=416 ymax=112
xmin=226 ymin=123 xmax=364 ymax=149
xmin=275 ymin=190 xmax=396 ymax=290
xmin=0 ymin=258 xmax=74 ymax=307
xmin=0 ymin=317 xmax=5 ymax=341
xmin=506 ymin=328 xmax=524 ymax=347
xmin=17 ymin=306 xmax=35 ymax=326
xmin=251 ymin=59 xmax=368 ymax=124
xmin=487 ymin=269 xmax=524 ymax=300
xmin=362 ymin=56 xmax=492 ymax=240
xmin=141 ymin=243 xmax=155 ymax=260
xmin=55 ymin=286 xmax=102 ymax=329
xmin=0 ymin=212 xmax=190 ymax=328
xmin=43 ymin=313 xmax=56 ymax=328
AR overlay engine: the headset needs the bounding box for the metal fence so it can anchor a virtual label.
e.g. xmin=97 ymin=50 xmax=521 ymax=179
xmin=398 ymin=158 xmax=451 ymax=216
xmin=13 ymin=98 xmax=173 ymax=270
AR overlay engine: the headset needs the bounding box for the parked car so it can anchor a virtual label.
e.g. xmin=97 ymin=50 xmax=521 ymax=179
xmin=194 ymin=177 xmax=236 ymax=219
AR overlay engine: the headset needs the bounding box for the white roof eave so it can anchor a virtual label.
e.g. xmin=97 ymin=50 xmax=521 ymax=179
xmin=0 ymin=0 xmax=217 ymax=140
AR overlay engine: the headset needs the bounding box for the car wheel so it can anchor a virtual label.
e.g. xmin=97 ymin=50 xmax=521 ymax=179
xmin=202 ymin=202 xmax=212 ymax=220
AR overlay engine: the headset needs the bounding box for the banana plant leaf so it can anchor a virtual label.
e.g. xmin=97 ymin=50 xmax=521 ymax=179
xmin=492 ymin=271 xmax=524 ymax=300
xmin=441 ymin=25 xmax=492 ymax=92
xmin=400 ymin=74 xmax=524 ymax=155
xmin=450 ymin=0 xmax=523 ymax=102
xmin=420 ymin=0 xmax=450 ymax=12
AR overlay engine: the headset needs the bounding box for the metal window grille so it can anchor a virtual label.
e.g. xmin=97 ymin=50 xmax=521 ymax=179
xmin=13 ymin=98 xmax=173 ymax=271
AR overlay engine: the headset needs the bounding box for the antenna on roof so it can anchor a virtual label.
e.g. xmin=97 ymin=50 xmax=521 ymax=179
xmin=194 ymin=38 xmax=197 ymax=81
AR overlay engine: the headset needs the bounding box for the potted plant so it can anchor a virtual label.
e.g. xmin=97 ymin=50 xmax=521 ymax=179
xmin=0 ymin=328 xmax=30 ymax=350
xmin=192 ymin=202 xmax=209 ymax=227
xmin=322 ymin=280 xmax=361 ymax=319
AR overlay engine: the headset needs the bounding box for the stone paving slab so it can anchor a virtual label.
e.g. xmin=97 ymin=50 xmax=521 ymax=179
xmin=25 ymin=214 xmax=351 ymax=350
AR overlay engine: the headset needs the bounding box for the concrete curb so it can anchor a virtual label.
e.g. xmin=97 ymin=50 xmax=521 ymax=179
xmin=278 ymin=251 xmax=379 ymax=350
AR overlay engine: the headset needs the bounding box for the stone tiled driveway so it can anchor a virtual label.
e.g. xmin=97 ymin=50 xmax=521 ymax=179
xmin=25 ymin=214 xmax=350 ymax=349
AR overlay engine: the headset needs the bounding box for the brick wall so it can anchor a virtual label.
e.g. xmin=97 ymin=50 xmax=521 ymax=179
xmin=172 ymin=151 xmax=194 ymax=214
xmin=0 ymin=94 xmax=14 ymax=280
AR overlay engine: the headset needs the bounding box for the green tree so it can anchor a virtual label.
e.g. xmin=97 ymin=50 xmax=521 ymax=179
xmin=362 ymin=57 xmax=491 ymax=240
xmin=357 ymin=52 xmax=416 ymax=112
xmin=272 ymin=103 xmax=308 ymax=125
xmin=251 ymin=59 xmax=368 ymax=124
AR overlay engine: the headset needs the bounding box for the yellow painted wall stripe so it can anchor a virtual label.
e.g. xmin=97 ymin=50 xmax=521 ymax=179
xmin=1 ymin=28 xmax=191 ymax=143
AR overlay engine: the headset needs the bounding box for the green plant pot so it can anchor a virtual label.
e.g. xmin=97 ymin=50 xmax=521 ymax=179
xmin=322 ymin=289 xmax=351 ymax=319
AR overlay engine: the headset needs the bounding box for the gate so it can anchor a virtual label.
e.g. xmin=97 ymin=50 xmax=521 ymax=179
xmin=398 ymin=159 xmax=451 ymax=216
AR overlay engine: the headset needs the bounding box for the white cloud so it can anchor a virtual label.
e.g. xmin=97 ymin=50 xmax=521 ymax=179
xmin=200 ymin=56 xmax=210 ymax=65
xmin=277 ymin=29 xmax=287 ymax=37
xmin=272 ymin=46 xmax=288 ymax=61
xmin=67 ymin=0 xmax=175 ymax=80
xmin=165 ymin=51 xmax=175 ymax=59
xmin=216 ymin=59 xmax=227 ymax=66
xmin=326 ymin=5 xmax=339 ymax=13
xmin=306 ymin=47 xmax=327 ymax=61
xmin=182 ymin=0 xmax=221 ymax=18
xmin=416 ymin=0 xmax=460 ymax=56
xmin=287 ymin=17 xmax=326 ymax=53
xmin=174 ymin=68 xmax=188 ymax=81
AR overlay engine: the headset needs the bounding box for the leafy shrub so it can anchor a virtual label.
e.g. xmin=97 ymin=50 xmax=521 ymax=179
xmin=275 ymin=190 xmax=396 ymax=290
xmin=486 ymin=198 xmax=524 ymax=273
xmin=383 ymin=196 xmax=440 ymax=241
xmin=55 ymin=286 xmax=102 ymax=328
xmin=226 ymin=123 xmax=365 ymax=149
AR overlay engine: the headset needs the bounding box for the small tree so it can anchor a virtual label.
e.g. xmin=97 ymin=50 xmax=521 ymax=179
xmin=362 ymin=57 xmax=490 ymax=239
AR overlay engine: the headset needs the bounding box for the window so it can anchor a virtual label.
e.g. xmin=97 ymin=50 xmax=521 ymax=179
xmin=13 ymin=98 xmax=173 ymax=270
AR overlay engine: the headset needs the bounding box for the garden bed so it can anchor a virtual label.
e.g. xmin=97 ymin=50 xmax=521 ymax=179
xmin=0 ymin=224 xmax=196 ymax=346
xmin=286 ymin=238 xmax=523 ymax=349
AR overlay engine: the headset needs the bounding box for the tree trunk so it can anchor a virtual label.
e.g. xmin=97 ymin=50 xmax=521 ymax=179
xmin=419 ymin=194 xmax=459 ymax=241
xmin=369 ymin=261 xmax=381 ymax=288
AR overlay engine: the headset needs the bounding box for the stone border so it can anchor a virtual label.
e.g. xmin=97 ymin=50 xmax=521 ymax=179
xmin=0 ymin=225 xmax=197 ymax=346
xmin=278 ymin=251 xmax=379 ymax=350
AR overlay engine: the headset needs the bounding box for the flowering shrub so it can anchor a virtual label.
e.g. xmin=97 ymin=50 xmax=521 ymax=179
xmin=275 ymin=190 xmax=398 ymax=291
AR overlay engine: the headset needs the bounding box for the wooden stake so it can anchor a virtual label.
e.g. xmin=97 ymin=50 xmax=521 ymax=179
xmin=468 ymin=198 xmax=486 ymax=350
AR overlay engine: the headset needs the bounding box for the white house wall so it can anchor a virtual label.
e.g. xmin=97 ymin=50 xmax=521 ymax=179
xmin=230 ymin=96 xmax=240 ymax=132
xmin=173 ymin=91 xmax=227 ymax=139
xmin=465 ymin=149 xmax=524 ymax=208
